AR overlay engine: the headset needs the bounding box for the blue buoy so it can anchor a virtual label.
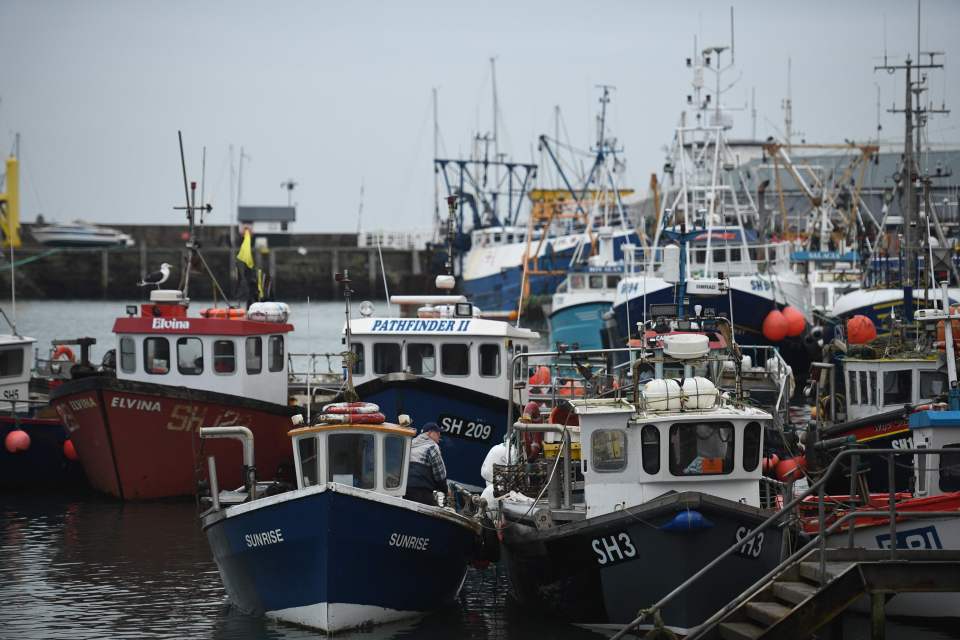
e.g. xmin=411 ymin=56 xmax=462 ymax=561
xmin=660 ymin=509 xmax=714 ymax=532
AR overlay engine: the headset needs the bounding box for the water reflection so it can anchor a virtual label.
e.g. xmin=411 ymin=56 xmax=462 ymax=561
xmin=1 ymin=495 xmax=957 ymax=640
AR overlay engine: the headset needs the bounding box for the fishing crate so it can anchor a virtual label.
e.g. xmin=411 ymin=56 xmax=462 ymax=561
xmin=493 ymin=460 xmax=550 ymax=498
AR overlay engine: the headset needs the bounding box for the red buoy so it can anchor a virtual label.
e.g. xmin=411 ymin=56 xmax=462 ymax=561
xmin=762 ymin=309 xmax=788 ymax=342
xmin=63 ymin=439 xmax=79 ymax=461
xmin=847 ymin=315 xmax=877 ymax=345
xmin=775 ymin=456 xmax=806 ymax=482
xmin=782 ymin=306 xmax=806 ymax=337
xmin=4 ymin=429 xmax=30 ymax=453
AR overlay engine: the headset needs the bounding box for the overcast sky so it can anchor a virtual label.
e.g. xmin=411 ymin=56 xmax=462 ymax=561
xmin=2 ymin=0 xmax=958 ymax=233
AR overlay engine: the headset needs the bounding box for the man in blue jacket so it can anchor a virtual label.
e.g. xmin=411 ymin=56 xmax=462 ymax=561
xmin=404 ymin=422 xmax=447 ymax=505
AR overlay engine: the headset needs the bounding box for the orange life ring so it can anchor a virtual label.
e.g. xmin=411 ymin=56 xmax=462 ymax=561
xmin=200 ymin=307 xmax=247 ymax=320
xmin=315 ymin=412 xmax=387 ymax=424
xmin=52 ymin=345 xmax=76 ymax=363
xmin=323 ymin=402 xmax=381 ymax=415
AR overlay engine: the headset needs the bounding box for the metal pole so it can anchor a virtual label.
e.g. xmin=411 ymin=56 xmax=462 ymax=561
xmin=818 ymin=481 xmax=827 ymax=586
xmin=888 ymin=454 xmax=897 ymax=559
xmin=848 ymin=453 xmax=859 ymax=549
xmin=871 ymin=591 xmax=886 ymax=640
xmin=207 ymin=456 xmax=220 ymax=511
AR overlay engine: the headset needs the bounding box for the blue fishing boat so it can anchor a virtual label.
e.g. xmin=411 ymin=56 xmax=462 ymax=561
xmin=348 ymin=296 xmax=539 ymax=490
xmin=199 ymin=415 xmax=480 ymax=633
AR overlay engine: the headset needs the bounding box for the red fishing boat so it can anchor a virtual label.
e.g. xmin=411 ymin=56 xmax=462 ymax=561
xmin=51 ymin=290 xmax=298 ymax=500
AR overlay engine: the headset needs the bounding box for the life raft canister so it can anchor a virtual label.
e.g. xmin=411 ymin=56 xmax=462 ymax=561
xmin=200 ymin=307 xmax=246 ymax=320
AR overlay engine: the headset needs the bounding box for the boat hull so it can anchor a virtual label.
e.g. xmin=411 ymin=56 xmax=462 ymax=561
xmin=0 ymin=414 xmax=86 ymax=490
xmin=548 ymin=300 xmax=612 ymax=351
xmin=203 ymin=484 xmax=477 ymax=632
xmin=500 ymin=492 xmax=782 ymax=634
xmin=831 ymin=287 xmax=960 ymax=330
xmin=354 ymin=375 xmax=513 ymax=489
xmin=824 ymin=498 xmax=960 ymax=618
xmin=50 ymin=376 xmax=298 ymax=500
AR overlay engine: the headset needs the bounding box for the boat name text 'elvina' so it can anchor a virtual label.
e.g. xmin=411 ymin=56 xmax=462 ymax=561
xmin=110 ymin=397 xmax=161 ymax=412
xmin=369 ymin=319 xmax=470 ymax=333
xmin=151 ymin=318 xmax=191 ymax=330
xmin=388 ymin=533 xmax=430 ymax=551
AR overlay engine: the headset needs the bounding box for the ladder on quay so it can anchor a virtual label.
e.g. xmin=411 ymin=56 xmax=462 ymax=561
xmin=610 ymin=448 xmax=960 ymax=640
xmin=709 ymin=548 xmax=960 ymax=640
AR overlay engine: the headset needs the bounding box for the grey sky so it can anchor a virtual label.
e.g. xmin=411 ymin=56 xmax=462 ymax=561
xmin=1 ymin=0 xmax=957 ymax=233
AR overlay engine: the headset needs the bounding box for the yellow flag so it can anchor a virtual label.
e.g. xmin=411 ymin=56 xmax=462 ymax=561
xmin=236 ymin=229 xmax=254 ymax=269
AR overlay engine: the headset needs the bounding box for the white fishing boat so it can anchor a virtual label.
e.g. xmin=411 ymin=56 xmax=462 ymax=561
xmin=31 ymin=221 xmax=135 ymax=247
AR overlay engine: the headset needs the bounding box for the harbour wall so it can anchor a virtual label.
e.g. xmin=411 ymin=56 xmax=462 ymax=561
xmin=0 ymin=224 xmax=439 ymax=301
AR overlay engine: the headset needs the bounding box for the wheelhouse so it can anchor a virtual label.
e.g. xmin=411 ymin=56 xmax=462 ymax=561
xmin=843 ymin=357 xmax=947 ymax=421
xmin=576 ymin=398 xmax=769 ymax=517
xmin=347 ymin=303 xmax=538 ymax=399
xmin=113 ymin=290 xmax=294 ymax=405
xmin=289 ymin=422 xmax=416 ymax=496
xmin=0 ymin=334 xmax=35 ymax=408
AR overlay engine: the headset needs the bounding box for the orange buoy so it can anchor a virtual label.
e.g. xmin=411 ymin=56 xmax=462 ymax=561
xmin=63 ymin=439 xmax=79 ymax=461
xmin=5 ymin=429 xmax=30 ymax=453
xmin=782 ymin=306 xmax=806 ymax=337
xmin=528 ymin=366 xmax=550 ymax=386
xmin=846 ymin=315 xmax=877 ymax=345
xmin=762 ymin=309 xmax=789 ymax=342
xmin=775 ymin=456 xmax=806 ymax=482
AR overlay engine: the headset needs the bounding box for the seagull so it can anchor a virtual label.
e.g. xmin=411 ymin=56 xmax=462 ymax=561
xmin=138 ymin=263 xmax=172 ymax=288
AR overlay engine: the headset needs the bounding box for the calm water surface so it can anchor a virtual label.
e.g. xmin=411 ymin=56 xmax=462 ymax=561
xmin=2 ymin=301 xmax=959 ymax=639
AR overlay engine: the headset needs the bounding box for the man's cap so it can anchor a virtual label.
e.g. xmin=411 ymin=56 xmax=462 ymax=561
xmin=422 ymin=422 xmax=441 ymax=434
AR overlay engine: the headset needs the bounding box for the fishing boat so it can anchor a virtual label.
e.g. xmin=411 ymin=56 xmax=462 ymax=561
xmin=0 ymin=332 xmax=85 ymax=489
xmin=547 ymin=228 xmax=623 ymax=351
xmin=30 ymin=221 xmax=135 ymax=247
xmin=199 ymin=289 xmax=481 ymax=633
xmin=489 ymin=333 xmax=785 ymax=635
xmin=611 ymin=46 xmax=810 ymax=359
xmin=49 ymin=136 xmax=300 ymax=500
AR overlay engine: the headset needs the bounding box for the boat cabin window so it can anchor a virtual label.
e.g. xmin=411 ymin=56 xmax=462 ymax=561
xmin=119 ymin=337 xmax=136 ymax=374
xmin=406 ymin=343 xmax=436 ymax=376
xmin=442 ymin=343 xmax=470 ymax=376
xmin=669 ymin=422 xmax=735 ymax=476
xmin=493 ymin=233 xmax=502 ymax=243
xmin=557 ymin=280 xmax=568 ymax=293
xmin=143 ymin=337 xmax=170 ymax=375
xmin=882 ymin=370 xmax=912 ymax=405
xmin=327 ymin=433 xmax=375 ymax=489
xmin=177 ymin=337 xmax=203 ymax=375
xmin=859 ymin=372 xmax=870 ymax=406
xmin=591 ymin=429 xmax=627 ymax=472
xmin=606 ymin=275 xmax=620 ymax=289
xmin=713 ymin=248 xmax=726 ymax=263
xmin=246 ymin=337 xmax=262 ymax=374
xmin=869 ymin=371 xmax=878 ymax=406
xmin=374 ymin=343 xmax=402 ymax=374
xmin=479 ymin=344 xmax=500 ymax=377
xmin=589 ymin=275 xmax=604 ymax=289
xmin=743 ymin=422 xmax=761 ymax=472
xmin=268 ymin=335 xmax=284 ymax=372
xmin=213 ymin=340 xmax=236 ymax=374
xmin=940 ymin=444 xmax=960 ymax=493
xmin=730 ymin=248 xmax=741 ymax=262
xmin=640 ymin=425 xmax=660 ymax=474
xmin=298 ymin=436 xmax=319 ymax=487
xmin=0 ymin=347 xmax=23 ymax=378
xmin=920 ymin=371 xmax=948 ymax=399
xmin=350 ymin=343 xmax=364 ymax=375
xmin=570 ymin=275 xmax=585 ymax=289
xmin=384 ymin=435 xmax=406 ymax=489
xmin=848 ymin=371 xmax=858 ymax=404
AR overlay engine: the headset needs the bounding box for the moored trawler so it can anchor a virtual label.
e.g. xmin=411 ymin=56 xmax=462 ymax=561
xmin=51 ymin=290 xmax=299 ymax=500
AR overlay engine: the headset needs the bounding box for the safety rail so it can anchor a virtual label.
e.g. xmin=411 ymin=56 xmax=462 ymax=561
xmin=610 ymin=447 xmax=959 ymax=640
xmin=621 ymin=241 xmax=795 ymax=277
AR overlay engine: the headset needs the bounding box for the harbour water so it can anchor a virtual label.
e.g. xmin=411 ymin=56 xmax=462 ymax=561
xmin=2 ymin=301 xmax=959 ymax=639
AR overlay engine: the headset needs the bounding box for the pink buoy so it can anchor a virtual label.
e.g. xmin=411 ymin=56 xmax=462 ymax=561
xmin=63 ymin=439 xmax=79 ymax=461
xmin=782 ymin=306 xmax=806 ymax=337
xmin=5 ymin=429 xmax=30 ymax=453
